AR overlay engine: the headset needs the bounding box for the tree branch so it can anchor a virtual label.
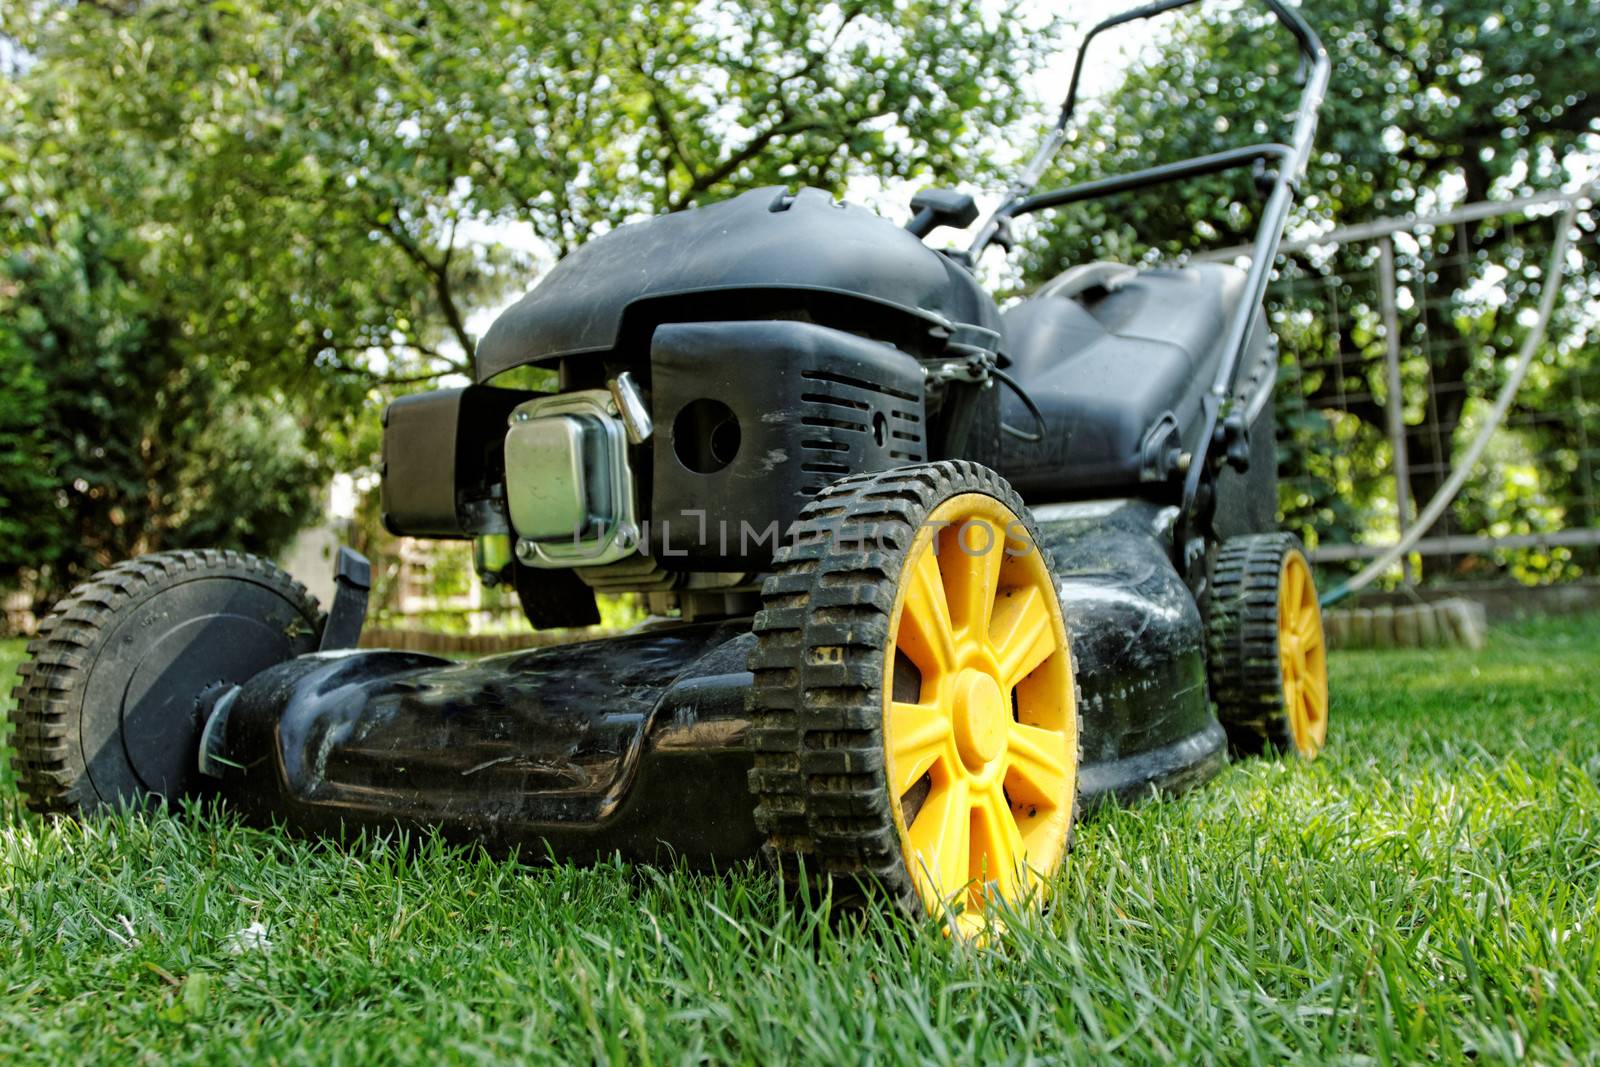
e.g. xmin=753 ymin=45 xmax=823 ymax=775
xmin=379 ymin=214 xmax=475 ymax=358
xmin=667 ymin=112 xmax=823 ymax=211
xmin=368 ymin=367 xmax=467 ymax=386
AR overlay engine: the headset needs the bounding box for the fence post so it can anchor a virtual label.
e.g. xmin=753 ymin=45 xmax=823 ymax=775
xmin=1377 ymin=237 xmax=1415 ymax=585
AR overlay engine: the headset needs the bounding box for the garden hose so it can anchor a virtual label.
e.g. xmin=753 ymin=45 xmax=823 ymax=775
xmin=1319 ymin=183 xmax=1595 ymax=607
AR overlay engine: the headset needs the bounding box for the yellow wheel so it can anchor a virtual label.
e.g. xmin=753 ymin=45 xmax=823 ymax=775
xmin=1207 ymin=533 xmax=1330 ymax=758
xmin=749 ymin=461 xmax=1079 ymax=931
xmin=1276 ymin=550 xmax=1329 ymax=755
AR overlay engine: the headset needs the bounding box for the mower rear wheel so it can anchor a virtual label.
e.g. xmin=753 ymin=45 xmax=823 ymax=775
xmin=749 ymin=461 xmax=1079 ymax=933
xmin=1206 ymin=533 xmax=1329 ymax=758
xmin=8 ymin=550 xmax=323 ymax=815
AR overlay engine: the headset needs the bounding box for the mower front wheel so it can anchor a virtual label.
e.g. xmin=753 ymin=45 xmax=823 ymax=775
xmin=748 ymin=461 xmax=1079 ymax=933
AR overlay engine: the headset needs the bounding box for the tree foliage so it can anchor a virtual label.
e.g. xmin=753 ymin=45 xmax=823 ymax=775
xmin=5 ymin=0 xmax=1048 ymax=387
xmin=0 ymin=309 xmax=56 ymax=569
xmin=0 ymin=212 xmax=326 ymax=589
xmin=1 ymin=0 xmax=1050 ymax=604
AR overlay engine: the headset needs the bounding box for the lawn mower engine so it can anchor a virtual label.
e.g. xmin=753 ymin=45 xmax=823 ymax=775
xmin=380 ymin=187 xmax=1002 ymax=628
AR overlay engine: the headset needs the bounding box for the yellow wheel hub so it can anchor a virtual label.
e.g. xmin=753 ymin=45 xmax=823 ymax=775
xmin=883 ymin=494 xmax=1077 ymax=928
xmin=952 ymin=670 xmax=1006 ymax=768
xmin=1277 ymin=550 xmax=1328 ymax=757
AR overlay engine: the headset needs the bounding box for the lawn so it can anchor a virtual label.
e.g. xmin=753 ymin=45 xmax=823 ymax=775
xmin=2 ymin=617 xmax=1597 ymax=1064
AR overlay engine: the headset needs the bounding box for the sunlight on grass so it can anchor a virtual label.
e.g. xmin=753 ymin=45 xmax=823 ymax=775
xmin=1 ymin=620 xmax=1597 ymax=1062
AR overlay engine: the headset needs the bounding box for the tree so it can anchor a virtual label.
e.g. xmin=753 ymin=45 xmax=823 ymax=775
xmin=1018 ymin=0 xmax=1599 ymax=571
xmin=5 ymin=0 xmax=1050 ymax=390
xmin=2 ymin=0 xmax=1054 ymax=604
xmin=0 ymin=211 xmax=326 ymax=593
xmin=0 ymin=310 xmax=57 ymax=571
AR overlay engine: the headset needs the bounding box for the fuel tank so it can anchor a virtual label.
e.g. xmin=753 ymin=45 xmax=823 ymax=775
xmin=212 ymin=500 xmax=1223 ymax=865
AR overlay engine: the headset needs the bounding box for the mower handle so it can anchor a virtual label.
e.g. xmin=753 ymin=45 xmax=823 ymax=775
xmin=970 ymin=0 xmax=1329 ymax=256
xmin=968 ymin=0 xmax=1329 ymax=565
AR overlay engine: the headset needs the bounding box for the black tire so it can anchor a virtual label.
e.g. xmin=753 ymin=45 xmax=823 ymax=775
xmin=1206 ymin=533 xmax=1330 ymax=758
xmin=8 ymin=550 xmax=322 ymax=815
xmin=748 ymin=460 xmax=1080 ymax=921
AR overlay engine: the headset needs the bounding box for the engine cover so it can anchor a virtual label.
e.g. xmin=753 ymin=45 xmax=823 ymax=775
xmin=648 ymin=320 xmax=926 ymax=567
xmin=474 ymin=187 xmax=1002 ymax=381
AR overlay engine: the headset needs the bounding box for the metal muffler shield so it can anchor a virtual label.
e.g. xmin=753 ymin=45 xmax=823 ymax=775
xmin=505 ymin=390 xmax=638 ymax=568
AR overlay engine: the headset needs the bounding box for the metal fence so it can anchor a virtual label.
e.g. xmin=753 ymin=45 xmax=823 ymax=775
xmin=1208 ymin=188 xmax=1600 ymax=586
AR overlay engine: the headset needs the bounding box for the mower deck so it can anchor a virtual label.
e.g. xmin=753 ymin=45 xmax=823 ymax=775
xmin=211 ymin=499 xmax=1224 ymax=865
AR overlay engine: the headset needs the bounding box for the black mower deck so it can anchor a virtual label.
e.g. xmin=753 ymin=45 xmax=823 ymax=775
xmin=210 ymin=499 xmax=1223 ymax=866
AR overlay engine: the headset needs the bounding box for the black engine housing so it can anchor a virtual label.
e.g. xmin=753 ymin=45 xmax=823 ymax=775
xmin=648 ymin=320 xmax=928 ymax=566
xmin=384 ymin=187 xmax=1005 ymax=569
xmin=474 ymin=186 xmax=1002 ymax=381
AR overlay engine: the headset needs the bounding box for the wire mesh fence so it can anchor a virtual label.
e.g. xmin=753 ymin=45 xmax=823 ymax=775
xmin=1244 ymin=188 xmax=1600 ymax=587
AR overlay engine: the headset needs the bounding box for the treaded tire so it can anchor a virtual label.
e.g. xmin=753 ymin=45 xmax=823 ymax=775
xmin=8 ymin=550 xmax=322 ymax=815
xmin=1206 ymin=532 xmax=1328 ymax=758
xmin=747 ymin=460 xmax=1078 ymax=917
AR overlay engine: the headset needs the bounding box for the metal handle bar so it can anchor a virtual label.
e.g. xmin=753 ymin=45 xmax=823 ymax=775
xmin=970 ymin=0 xmax=1328 ymax=257
xmin=996 ymin=143 xmax=1292 ymax=222
xmin=967 ymin=0 xmax=1330 ymax=563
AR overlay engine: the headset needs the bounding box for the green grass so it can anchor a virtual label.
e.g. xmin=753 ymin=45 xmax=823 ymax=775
xmin=1 ymin=638 xmax=26 ymax=798
xmin=2 ymin=619 xmax=1598 ymax=1064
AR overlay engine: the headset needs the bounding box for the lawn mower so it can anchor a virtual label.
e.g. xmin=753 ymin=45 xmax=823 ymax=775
xmin=9 ymin=0 xmax=1331 ymax=931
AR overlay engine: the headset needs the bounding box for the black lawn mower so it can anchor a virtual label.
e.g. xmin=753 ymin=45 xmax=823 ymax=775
xmin=10 ymin=0 xmax=1332 ymax=933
